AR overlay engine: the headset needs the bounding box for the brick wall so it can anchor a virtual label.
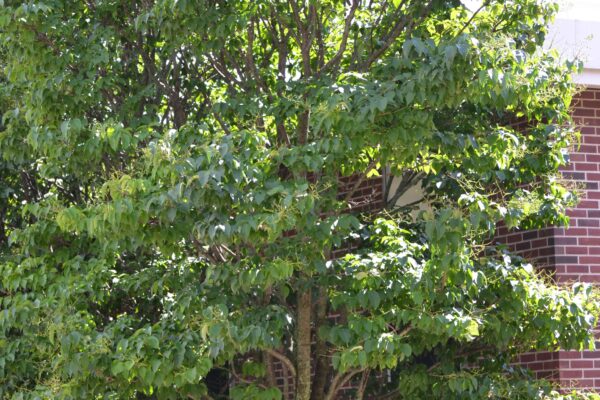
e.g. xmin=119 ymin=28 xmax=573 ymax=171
xmin=495 ymin=224 xmax=557 ymax=273
xmin=556 ymin=88 xmax=600 ymax=286
xmin=554 ymin=88 xmax=600 ymax=391
xmin=516 ymin=351 xmax=560 ymax=380
xmin=497 ymin=88 xmax=600 ymax=391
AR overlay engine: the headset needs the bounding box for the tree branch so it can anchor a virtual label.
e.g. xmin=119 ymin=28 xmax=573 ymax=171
xmin=321 ymin=0 xmax=359 ymax=74
xmin=387 ymin=170 xmax=423 ymax=208
xmin=325 ymin=368 xmax=364 ymax=400
xmin=265 ymin=348 xmax=296 ymax=378
xmin=455 ymin=0 xmax=490 ymax=37
xmin=356 ymin=368 xmax=371 ymax=400
xmin=246 ymin=17 xmax=273 ymax=101
xmin=289 ymin=0 xmax=313 ymax=76
xmin=360 ymin=0 xmax=435 ymax=71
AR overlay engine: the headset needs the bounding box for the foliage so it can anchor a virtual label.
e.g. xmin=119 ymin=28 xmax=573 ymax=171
xmin=0 ymin=0 xmax=597 ymax=399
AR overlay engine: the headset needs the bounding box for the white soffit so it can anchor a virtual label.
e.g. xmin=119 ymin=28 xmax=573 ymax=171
xmin=548 ymin=1 xmax=600 ymax=87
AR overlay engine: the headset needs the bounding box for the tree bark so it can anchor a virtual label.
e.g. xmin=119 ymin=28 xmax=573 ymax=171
xmin=295 ymin=288 xmax=312 ymax=400
xmin=310 ymin=288 xmax=330 ymax=400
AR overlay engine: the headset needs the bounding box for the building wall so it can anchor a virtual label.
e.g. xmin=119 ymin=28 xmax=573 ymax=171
xmin=555 ymin=87 xmax=600 ymax=390
xmin=556 ymin=88 xmax=600 ymax=285
xmin=498 ymin=88 xmax=600 ymax=391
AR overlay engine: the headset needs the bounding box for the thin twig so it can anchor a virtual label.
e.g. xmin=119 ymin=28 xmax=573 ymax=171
xmin=455 ymin=0 xmax=490 ymax=37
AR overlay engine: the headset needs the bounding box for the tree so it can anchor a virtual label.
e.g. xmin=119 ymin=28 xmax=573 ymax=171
xmin=0 ymin=0 xmax=598 ymax=399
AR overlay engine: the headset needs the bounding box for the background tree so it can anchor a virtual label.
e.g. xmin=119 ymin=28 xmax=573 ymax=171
xmin=0 ymin=1 xmax=598 ymax=399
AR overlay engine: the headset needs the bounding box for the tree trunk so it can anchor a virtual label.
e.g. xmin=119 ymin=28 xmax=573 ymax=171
xmin=296 ymin=289 xmax=312 ymax=400
xmin=310 ymin=289 xmax=330 ymax=400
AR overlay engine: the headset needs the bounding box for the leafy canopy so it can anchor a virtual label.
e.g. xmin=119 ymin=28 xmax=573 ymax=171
xmin=0 ymin=1 xmax=598 ymax=399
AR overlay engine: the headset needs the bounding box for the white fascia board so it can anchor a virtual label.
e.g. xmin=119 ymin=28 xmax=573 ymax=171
xmin=574 ymin=69 xmax=600 ymax=88
xmin=547 ymin=17 xmax=600 ymax=87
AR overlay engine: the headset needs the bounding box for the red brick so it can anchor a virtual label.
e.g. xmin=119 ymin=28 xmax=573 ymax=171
xmin=522 ymin=230 xmax=539 ymax=240
xmin=544 ymin=361 xmax=558 ymax=369
xmin=571 ymin=360 xmax=594 ymax=368
xmin=579 ymin=256 xmax=600 ymax=264
xmin=562 ymin=378 xmax=595 ymax=388
xmin=555 ymin=265 xmax=567 ymax=274
xmin=581 ymin=275 xmax=600 ymax=282
xmin=584 ymin=370 xmax=600 ymax=378
xmin=560 ymin=360 xmax=572 ymax=368
xmin=582 ymin=126 xmax=597 ymax=135
xmin=585 ymin=172 xmax=600 ymax=181
xmin=522 ymin=249 xmax=539 ymax=259
xmin=561 ymin=370 xmax=583 ymax=378
xmin=579 ymin=237 xmax=600 ymax=246
xmin=570 ymin=153 xmax=587 ymax=163
xmin=537 ymin=352 xmax=555 ymax=361
xmin=574 ymin=91 xmax=595 ymax=100
xmin=583 ymin=100 xmax=600 ymax=108
xmin=576 ymin=200 xmax=599 ymax=209
xmin=557 ymin=275 xmax=582 ymax=282
xmin=565 ymin=246 xmax=588 ymax=255
xmin=520 ymin=353 xmax=536 ymax=363
xmin=563 ymin=265 xmax=589 ymax=274
xmin=561 ymin=351 xmax=583 ymax=359
xmin=583 ymin=351 xmax=600 ymax=359
xmin=567 ymin=209 xmax=588 ymax=217
xmin=562 ymin=171 xmax=586 ymax=180
xmin=527 ymin=362 xmax=546 ymax=371
xmin=586 ymin=191 xmax=600 ymax=200
xmin=584 ymin=136 xmax=600 ymax=146
xmin=536 ymin=371 xmax=558 ymax=379
xmin=588 ymin=265 xmax=600 ymax=273
xmin=587 ymin=154 xmax=600 ymax=163
xmin=582 ymin=118 xmax=600 ymax=126
xmin=578 ymin=145 xmax=598 ymax=154
xmin=515 ymin=242 xmax=531 ymax=251
xmin=576 ymin=163 xmax=599 ymax=171
xmin=530 ymin=239 xmax=548 ymax=248
xmin=578 ymin=218 xmax=600 ymax=226
xmin=587 ymin=181 xmax=600 ymax=190
xmin=505 ymin=233 xmax=523 ymax=243
xmin=555 ymin=256 xmax=579 ymax=264
xmin=575 ymin=108 xmax=596 ymax=117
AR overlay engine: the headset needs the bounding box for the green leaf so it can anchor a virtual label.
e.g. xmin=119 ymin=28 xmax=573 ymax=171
xmin=145 ymin=336 xmax=160 ymax=349
xmin=368 ymin=291 xmax=381 ymax=308
xmin=111 ymin=360 xmax=135 ymax=376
